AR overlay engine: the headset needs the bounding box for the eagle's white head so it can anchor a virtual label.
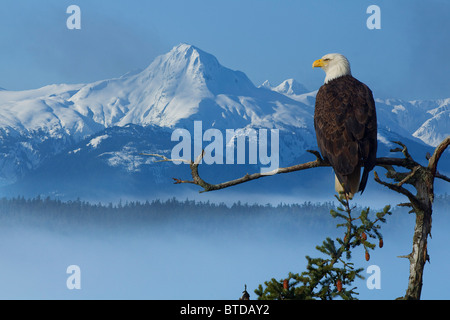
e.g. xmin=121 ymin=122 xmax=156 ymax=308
xmin=312 ymin=53 xmax=352 ymax=84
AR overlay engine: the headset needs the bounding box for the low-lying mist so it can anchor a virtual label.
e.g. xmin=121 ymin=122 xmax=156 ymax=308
xmin=0 ymin=196 xmax=448 ymax=300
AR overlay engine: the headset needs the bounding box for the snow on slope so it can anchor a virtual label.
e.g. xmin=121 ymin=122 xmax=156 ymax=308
xmin=87 ymin=134 xmax=109 ymax=148
xmin=66 ymin=44 xmax=314 ymax=132
xmin=261 ymin=79 xmax=309 ymax=96
xmin=375 ymin=98 xmax=450 ymax=147
xmin=1 ymin=43 xmax=445 ymax=147
xmin=0 ymin=44 xmax=317 ymax=185
xmin=0 ymin=44 xmax=312 ymax=133
xmin=412 ymin=99 xmax=450 ymax=146
xmin=0 ymin=43 xmax=447 ymax=188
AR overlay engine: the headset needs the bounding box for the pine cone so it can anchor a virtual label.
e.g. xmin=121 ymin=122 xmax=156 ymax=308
xmin=337 ymin=279 xmax=343 ymax=292
xmin=283 ymin=279 xmax=289 ymax=290
xmin=379 ymin=239 xmax=384 ymax=248
xmin=365 ymin=251 xmax=370 ymax=261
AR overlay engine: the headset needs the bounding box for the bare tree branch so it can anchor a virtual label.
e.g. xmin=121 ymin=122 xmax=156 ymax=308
xmin=397 ymin=254 xmax=412 ymax=261
xmin=391 ymin=141 xmax=414 ymax=162
xmin=140 ymin=153 xmax=191 ymax=164
xmin=396 ymin=166 xmax=421 ymax=187
xmin=436 ymin=172 xmax=450 ymax=183
xmin=428 ymin=136 xmax=450 ymax=177
xmin=143 ymin=139 xmax=445 ymax=194
xmin=198 ymin=151 xmax=328 ymax=193
xmin=373 ymin=171 xmax=425 ymax=212
xmin=146 ymin=150 xmax=330 ymax=193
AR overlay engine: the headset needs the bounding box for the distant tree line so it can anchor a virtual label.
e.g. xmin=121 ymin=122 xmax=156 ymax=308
xmin=0 ymin=196 xmax=340 ymax=232
xmin=0 ymin=194 xmax=447 ymax=235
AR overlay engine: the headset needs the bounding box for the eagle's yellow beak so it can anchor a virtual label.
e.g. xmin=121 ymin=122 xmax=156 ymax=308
xmin=312 ymin=59 xmax=325 ymax=68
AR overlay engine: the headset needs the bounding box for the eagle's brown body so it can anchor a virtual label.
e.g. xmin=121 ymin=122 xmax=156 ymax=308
xmin=314 ymin=75 xmax=377 ymax=197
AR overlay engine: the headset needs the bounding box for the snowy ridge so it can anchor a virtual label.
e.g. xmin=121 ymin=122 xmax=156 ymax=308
xmin=0 ymin=44 xmax=317 ymax=185
xmin=0 ymin=43 xmax=447 ymax=190
xmin=261 ymin=78 xmax=309 ymax=96
xmin=375 ymin=98 xmax=450 ymax=147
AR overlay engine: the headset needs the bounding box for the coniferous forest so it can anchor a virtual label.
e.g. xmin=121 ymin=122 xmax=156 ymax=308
xmin=0 ymin=194 xmax=448 ymax=235
xmin=0 ymin=196 xmax=340 ymax=233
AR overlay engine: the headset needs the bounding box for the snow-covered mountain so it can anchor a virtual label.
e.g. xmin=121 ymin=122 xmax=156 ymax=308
xmin=0 ymin=43 xmax=447 ymax=200
xmin=0 ymin=44 xmax=317 ymax=187
xmin=260 ymin=78 xmax=309 ymax=97
xmin=377 ymin=98 xmax=450 ymax=147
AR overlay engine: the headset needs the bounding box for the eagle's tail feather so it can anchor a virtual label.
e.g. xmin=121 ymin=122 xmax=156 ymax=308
xmin=335 ymin=167 xmax=361 ymax=200
xmin=358 ymin=167 xmax=370 ymax=194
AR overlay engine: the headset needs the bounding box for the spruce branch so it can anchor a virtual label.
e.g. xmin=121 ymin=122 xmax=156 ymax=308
xmin=255 ymin=197 xmax=391 ymax=300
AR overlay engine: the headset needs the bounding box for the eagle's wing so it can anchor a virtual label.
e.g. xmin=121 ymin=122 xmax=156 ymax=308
xmin=314 ymin=76 xmax=377 ymax=194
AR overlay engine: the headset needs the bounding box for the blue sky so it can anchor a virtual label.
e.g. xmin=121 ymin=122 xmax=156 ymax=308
xmin=0 ymin=0 xmax=449 ymax=100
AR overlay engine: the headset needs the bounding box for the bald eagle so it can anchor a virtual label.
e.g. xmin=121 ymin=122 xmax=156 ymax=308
xmin=312 ymin=53 xmax=377 ymax=199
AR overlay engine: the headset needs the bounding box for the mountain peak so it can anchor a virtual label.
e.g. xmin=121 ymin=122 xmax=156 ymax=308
xmin=260 ymin=80 xmax=272 ymax=89
xmin=171 ymin=43 xmax=214 ymax=58
xmin=259 ymin=79 xmax=308 ymax=96
xmin=159 ymin=43 xmax=221 ymax=73
xmin=273 ymin=79 xmax=308 ymax=96
xmin=171 ymin=43 xmax=205 ymax=56
xmin=140 ymin=43 xmax=255 ymax=97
